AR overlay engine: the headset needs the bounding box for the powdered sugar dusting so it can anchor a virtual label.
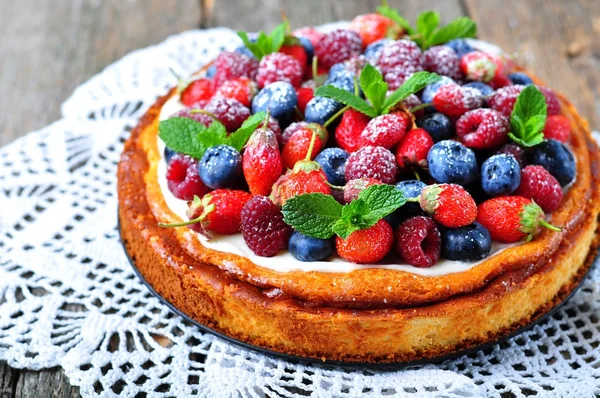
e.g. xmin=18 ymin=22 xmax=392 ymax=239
xmin=345 ymin=146 xmax=397 ymax=184
xmin=257 ymin=52 xmax=303 ymax=88
xmin=376 ymin=39 xmax=423 ymax=89
xmin=421 ymin=45 xmax=464 ymax=81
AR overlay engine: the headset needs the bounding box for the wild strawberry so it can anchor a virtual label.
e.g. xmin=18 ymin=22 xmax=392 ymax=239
xmin=489 ymin=74 xmax=512 ymax=90
xmin=282 ymin=123 xmax=327 ymax=169
xmin=419 ymin=184 xmax=477 ymax=228
xmin=476 ymin=196 xmax=560 ymax=243
xmin=213 ymin=77 xmax=258 ymax=107
xmin=282 ymin=122 xmax=310 ymax=146
xmin=180 ymin=78 xmax=213 ymax=106
xmin=205 ymin=96 xmax=251 ymax=132
xmin=421 ymin=45 xmax=463 ymax=81
xmin=212 ymin=51 xmax=259 ymax=89
xmin=314 ymin=29 xmax=362 ymax=69
xmin=395 ymin=216 xmax=441 ymax=268
xmin=243 ymin=124 xmax=283 ymax=196
xmin=293 ymin=27 xmax=323 ymax=47
xmin=256 ymin=52 xmax=303 ymax=88
xmin=376 ymin=39 xmax=423 ymax=89
xmin=433 ymin=84 xmax=483 ymax=117
xmin=280 ymin=43 xmax=308 ymax=68
xmin=514 ymin=165 xmax=563 ymax=212
xmin=459 ymin=51 xmax=498 ymax=82
xmin=240 ymin=196 xmax=292 ymax=257
xmin=180 ymin=190 xmax=252 ymax=235
xmin=166 ymin=154 xmax=210 ymax=200
xmin=543 ymin=114 xmax=571 ymax=142
xmin=343 ymin=178 xmax=382 ymax=203
xmin=257 ymin=115 xmax=283 ymax=147
xmin=395 ymin=128 xmax=434 ymax=171
xmin=335 ymin=109 xmax=371 ymax=153
xmin=348 ymin=13 xmax=399 ymax=47
xmin=497 ymin=143 xmax=526 ymax=168
xmin=296 ymin=87 xmax=314 ymax=113
xmin=335 ymin=219 xmax=393 ymax=264
xmin=345 ymin=146 xmax=397 ymax=184
xmin=359 ymin=112 xmax=410 ymax=149
xmin=271 ymin=169 xmax=331 ymax=206
xmin=455 ymin=109 xmax=509 ymax=149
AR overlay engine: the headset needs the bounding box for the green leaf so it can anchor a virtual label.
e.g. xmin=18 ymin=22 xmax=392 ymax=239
xmin=427 ymin=17 xmax=477 ymax=48
xmin=416 ymin=11 xmax=440 ymax=43
xmin=376 ymin=4 xmax=414 ymax=34
xmin=236 ymin=22 xmax=288 ymax=60
xmin=359 ymin=64 xmax=388 ymax=115
xmin=237 ymin=31 xmax=263 ymax=59
xmin=158 ymin=117 xmax=211 ymax=159
xmin=332 ymin=199 xmax=370 ymax=239
xmin=314 ymin=85 xmax=377 ymax=117
xmin=281 ymin=193 xmax=343 ymax=239
xmin=509 ymin=85 xmax=548 ymax=147
xmin=357 ymin=184 xmax=406 ymax=223
xmin=382 ymin=71 xmax=442 ymax=113
xmin=269 ymin=22 xmax=287 ymax=53
xmin=227 ymin=112 xmax=266 ymax=151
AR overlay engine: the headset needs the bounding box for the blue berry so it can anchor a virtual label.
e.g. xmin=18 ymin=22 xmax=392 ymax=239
xmin=421 ymin=76 xmax=455 ymax=104
xmin=364 ymin=38 xmax=394 ymax=62
xmin=463 ymin=81 xmax=494 ymax=97
xmin=205 ymin=65 xmax=216 ymax=78
xmin=198 ymin=145 xmax=243 ymax=189
xmin=304 ymin=96 xmax=343 ymax=125
xmin=416 ymin=113 xmax=454 ymax=142
xmin=314 ymin=147 xmax=349 ymax=186
xmin=252 ymin=82 xmax=298 ymax=128
xmin=289 ymin=231 xmax=334 ymax=262
xmin=427 ymin=140 xmax=478 ymax=185
xmin=508 ymin=72 xmax=533 ymax=86
xmin=234 ymin=45 xmax=256 ymax=59
xmin=446 ymin=39 xmax=475 ymax=58
xmin=528 ymin=139 xmax=576 ymax=186
xmin=298 ymin=36 xmax=314 ymax=61
xmin=164 ymin=146 xmax=177 ymax=163
xmin=480 ymin=154 xmax=521 ymax=196
xmin=325 ymin=71 xmax=356 ymax=93
xmin=441 ymin=222 xmax=492 ymax=261
xmin=385 ymin=180 xmax=426 ymax=228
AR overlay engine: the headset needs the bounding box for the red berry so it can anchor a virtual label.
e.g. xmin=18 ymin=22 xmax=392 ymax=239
xmin=460 ymin=51 xmax=498 ymax=82
xmin=395 ymin=128 xmax=434 ymax=171
xmin=497 ymin=143 xmax=526 ymax=168
xmin=345 ymin=146 xmax=397 ymax=184
xmin=205 ymin=96 xmax=251 ymax=132
xmin=348 ymin=13 xmax=399 ymax=47
xmin=514 ymin=165 xmax=563 ymax=212
xmin=314 ymin=29 xmax=363 ymax=69
xmin=336 ymin=220 xmax=393 ymax=263
xmin=335 ymin=109 xmax=371 ymax=153
xmin=455 ymin=108 xmax=509 ymax=149
xmin=419 ymin=184 xmax=477 ymax=228
xmin=543 ymin=115 xmax=570 ymax=142
xmin=212 ymin=52 xmax=259 ymax=90
xmin=488 ymin=85 xmax=524 ymax=116
xmin=421 ymin=46 xmax=463 ymax=81
xmin=489 ymin=74 xmax=512 ymax=90
xmin=376 ymin=39 xmax=423 ymax=89
xmin=175 ymin=102 xmax=213 ymax=126
xmin=271 ymin=169 xmax=331 ymax=206
xmin=400 ymin=94 xmax=424 ymax=116
xmin=256 ymin=52 xmax=303 ymax=88
xmin=282 ymin=122 xmax=310 ymax=146
xmin=343 ymin=178 xmax=382 ymax=203
xmin=296 ymin=87 xmax=314 ymax=113
xmin=243 ymin=127 xmax=283 ymax=196
xmin=257 ymin=116 xmax=283 ymax=147
xmin=433 ymin=84 xmax=483 ymax=117
xmin=280 ymin=44 xmax=308 ymax=69
xmin=180 ymin=78 xmax=213 ymax=107
xmin=359 ymin=112 xmax=409 ymax=149
xmin=293 ymin=27 xmax=323 ymax=47
xmin=281 ymin=124 xmax=327 ymax=170
xmin=538 ymin=86 xmax=561 ymax=115
xmin=395 ymin=216 xmax=441 ymax=268
xmin=186 ymin=189 xmax=252 ymax=235
xmin=241 ymin=196 xmax=292 ymax=257
xmin=166 ymin=154 xmax=210 ymax=200
xmin=213 ymin=77 xmax=258 ymax=107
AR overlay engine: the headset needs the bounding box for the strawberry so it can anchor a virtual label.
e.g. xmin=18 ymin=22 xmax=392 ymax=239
xmin=343 ymin=178 xmax=382 ymax=203
xmin=180 ymin=78 xmax=213 ymax=107
xmin=459 ymin=51 xmax=498 ymax=82
xmin=514 ymin=165 xmax=563 ymax=212
xmin=433 ymin=84 xmax=484 ymax=117
xmin=543 ymin=114 xmax=571 ymax=143
xmin=280 ymin=42 xmax=308 ymax=69
xmin=296 ymin=87 xmax=314 ymax=113
xmin=335 ymin=109 xmax=371 ymax=153
xmin=213 ymin=77 xmax=258 ymax=107
xmin=256 ymin=52 xmax=303 ymax=88
xmin=395 ymin=128 xmax=434 ymax=172
xmin=181 ymin=190 xmax=252 ymax=235
xmin=419 ymin=184 xmax=477 ymax=228
xmin=282 ymin=123 xmax=327 ymax=169
xmin=348 ymin=13 xmax=399 ymax=47
xmin=489 ymin=73 xmax=512 ymax=90
xmin=282 ymin=122 xmax=310 ymax=146
xmin=359 ymin=112 xmax=410 ymax=149
xmin=476 ymin=196 xmax=560 ymax=243
xmin=243 ymin=122 xmax=283 ymax=196
xmin=257 ymin=115 xmax=283 ymax=147
xmin=212 ymin=51 xmax=259 ymax=90
xmin=241 ymin=196 xmax=292 ymax=257
xmin=335 ymin=219 xmax=393 ymax=264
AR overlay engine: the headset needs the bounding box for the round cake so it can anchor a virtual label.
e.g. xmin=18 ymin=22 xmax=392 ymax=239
xmin=118 ymin=8 xmax=600 ymax=363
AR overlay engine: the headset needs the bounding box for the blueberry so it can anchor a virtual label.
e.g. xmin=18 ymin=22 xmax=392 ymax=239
xmin=528 ymin=139 xmax=576 ymax=186
xmin=463 ymin=81 xmax=494 ymax=97
xmin=421 ymin=76 xmax=455 ymax=104
xmin=252 ymin=82 xmax=298 ymax=128
xmin=446 ymin=39 xmax=475 ymax=58
xmin=480 ymin=154 xmax=521 ymax=196
xmin=198 ymin=145 xmax=243 ymax=189
xmin=384 ymin=180 xmax=427 ymax=228
xmin=508 ymin=72 xmax=533 ymax=86
xmin=315 ymin=147 xmax=349 ymax=186
xmin=427 ymin=140 xmax=478 ymax=185
xmin=298 ymin=36 xmax=314 ymax=61
xmin=205 ymin=65 xmax=216 ymax=78
xmin=234 ymin=45 xmax=256 ymax=59
xmin=304 ymin=96 xmax=343 ymax=125
xmin=441 ymin=222 xmax=492 ymax=261
xmin=364 ymin=38 xmax=394 ymax=62
xmin=288 ymin=231 xmax=334 ymax=262
xmin=416 ymin=113 xmax=454 ymax=142
xmin=325 ymin=71 xmax=356 ymax=93
xmin=164 ymin=146 xmax=177 ymax=163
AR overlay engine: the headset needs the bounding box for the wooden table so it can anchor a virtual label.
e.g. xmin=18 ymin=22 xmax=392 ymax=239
xmin=0 ymin=0 xmax=598 ymax=396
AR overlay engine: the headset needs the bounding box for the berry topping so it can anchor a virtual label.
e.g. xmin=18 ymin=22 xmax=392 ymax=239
xmin=488 ymin=85 xmax=524 ymax=117
xmin=421 ymin=45 xmax=463 ymax=81
xmin=497 ymin=143 xmax=527 ymax=168
xmin=296 ymin=87 xmax=314 ymax=113
xmin=166 ymin=154 xmax=210 ymax=200
xmin=293 ymin=27 xmax=323 ymax=47
xmin=304 ymin=96 xmax=343 ymax=125
xmin=180 ymin=78 xmax=213 ymax=107
xmin=446 ymin=39 xmax=475 ymax=58
xmin=212 ymin=51 xmax=259 ymax=89
xmin=314 ymin=29 xmax=363 ymax=69
xmin=515 ymin=165 xmax=563 ymax=212
xmin=242 ymin=125 xmax=283 ymax=196
xmin=335 ymin=219 xmax=393 ymax=264
xmin=335 ymin=108 xmax=371 ymax=153
xmin=441 ymin=222 xmax=492 ymax=261
xmin=345 ymin=146 xmax=398 ymax=184
xmin=343 ymin=178 xmax=382 ymax=203
xmin=205 ymin=96 xmax=251 ymax=132
xmin=384 ymin=180 xmax=426 ymax=228
xmin=508 ymin=72 xmax=533 ymax=86
xmin=282 ymin=124 xmax=327 ymax=169
xmin=289 ymin=231 xmax=334 ymax=262
xmin=455 ymin=108 xmax=509 ymax=149
xmin=280 ymin=43 xmax=308 ymax=69
xmin=463 ymin=81 xmax=494 ymax=97
xmin=480 ymin=154 xmax=521 ymax=197
xmin=198 ymin=145 xmax=243 ymax=189
xmin=348 ymin=13 xmax=399 ymax=47
xmin=183 ymin=189 xmax=252 ymax=235
xmin=419 ymin=183 xmax=477 ymax=228
xmin=395 ymin=128 xmax=434 ymax=172
xmin=271 ymin=169 xmax=331 ymax=206
xmin=416 ymin=112 xmax=454 ymax=142
xmin=359 ymin=112 xmax=409 ymax=149
xmin=252 ymin=82 xmax=298 ymax=127
xmin=257 ymin=52 xmax=304 ymax=88
xmin=528 ymin=139 xmax=576 ymax=186
xmin=241 ymin=196 xmax=292 ymax=257
xmin=543 ymin=114 xmax=571 ymax=143
xmin=427 ymin=140 xmax=478 ymax=185
xmin=213 ymin=77 xmax=258 ymax=107
xmin=459 ymin=51 xmax=498 ymax=82
xmin=376 ymin=39 xmax=423 ymax=89
xmin=433 ymin=84 xmax=483 ymax=117
xmin=257 ymin=115 xmax=283 ymax=146
xmin=395 ymin=216 xmax=441 ymax=268
xmin=364 ymin=38 xmax=394 ymax=62
xmin=314 ymin=147 xmax=349 ymax=186
xmin=420 ymin=76 xmax=456 ymax=105
xmin=537 ymin=86 xmax=561 ymax=115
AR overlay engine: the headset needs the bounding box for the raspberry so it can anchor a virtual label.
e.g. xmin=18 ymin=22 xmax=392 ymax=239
xmin=514 ymin=165 xmax=563 ymax=212
xmin=359 ymin=112 xmax=409 ymax=149
xmin=296 ymin=87 xmax=314 ymax=113
xmin=271 ymin=169 xmax=331 ymax=206
xmin=488 ymin=85 xmax=524 ymax=116
xmin=212 ymin=51 xmax=259 ymax=89
xmin=543 ymin=115 xmax=570 ymax=142
xmin=345 ymin=146 xmax=397 ymax=184
xmin=538 ymin=86 xmax=561 ymax=115
xmin=204 ymin=96 xmax=251 ymax=132
xmin=420 ymin=184 xmax=477 ymax=228
xmin=282 ymin=124 xmax=327 ymax=170
xmin=335 ymin=109 xmax=371 ymax=153
xmin=314 ymin=29 xmax=362 ymax=69
xmin=240 ymin=196 xmax=292 ymax=257
xmin=166 ymin=154 xmax=210 ymax=200
xmin=421 ymin=45 xmax=463 ymax=81
xmin=243 ymin=127 xmax=283 ymax=196
xmin=459 ymin=51 xmax=498 ymax=82
xmin=335 ymin=220 xmax=393 ymax=264
xmin=497 ymin=143 xmax=526 ymax=168
xmin=376 ymin=39 xmax=423 ymax=89
xmin=433 ymin=84 xmax=483 ymax=117
xmin=180 ymin=78 xmax=213 ymax=107
xmin=185 ymin=189 xmax=252 ymax=235
xmin=348 ymin=13 xmax=399 ymax=47
xmin=395 ymin=216 xmax=441 ymax=268
xmin=343 ymin=178 xmax=382 ymax=203
xmin=256 ymin=52 xmax=303 ymax=88
xmin=395 ymin=128 xmax=434 ymax=171
xmin=213 ymin=77 xmax=258 ymax=107
xmin=455 ymin=108 xmax=509 ymax=149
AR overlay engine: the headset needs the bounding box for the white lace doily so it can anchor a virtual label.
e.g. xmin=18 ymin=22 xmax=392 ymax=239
xmin=1 ymin=24 xmax=600 ymax=398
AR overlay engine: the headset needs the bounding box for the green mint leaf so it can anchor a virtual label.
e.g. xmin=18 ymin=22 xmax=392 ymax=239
xmin=227 ymin=111 xmax=266 ymax=151
xmin=281 ymin=193 xmax=343 ymax=239
xmin=359 ymin=64 xmax=388 ymax=115
xmin=357 ymin=184 xmax=406 ymax=223
xmin=236 ymin=23 xmax=288 ymax=60
xmin=158 ymin=117 xmax=210 ymax=159
xmin=509 ymin=85 xmax=547 ymax=147
xmin=237 ymin=31 xmax=263 ymax=59
xmin=416 ymin=11 xmax=440 ymax=46
xmin=376 ymin=4 xmax=414 ymax=35
xmin=314 ymin=85 xmax=377 ymax=117
xmin=382 ymin=71 xmax=442 ymax=113
xmin=427 ymin=17 xmax=477 ymax=48
xmin=269 ymin=22 xmax=287 ymax=53
xmin=331 ymin=199 xmax=370 ymax=239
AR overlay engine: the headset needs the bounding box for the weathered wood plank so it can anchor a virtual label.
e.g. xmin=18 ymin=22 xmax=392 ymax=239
xmin=11 ymin=367 xmax=79 ymax=398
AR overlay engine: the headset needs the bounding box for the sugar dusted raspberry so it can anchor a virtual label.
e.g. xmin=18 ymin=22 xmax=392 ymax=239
xmin=538 ymin=86 xmax=561 ymax=115
xmin=293 ymin=27 xmax=323 ymax=47
xmin=257 ymin=52 xmax=303 ymax=88
xmin=175 ymin=101 xmax=212 ymax=126
xmin=456 ymin=108 xmax=509 ymax=149
xmin=543 ymin=114 xmax=571 ymax=142
xmin=376 ymin=39 xmax=423 ymax=89
xmin=395 ymin=216 xmax=441 ymax=268
xmin=240 ymin=196 xmax=291 ymax=257
xmin=515 ymin=165 xmax=563 ymax=213
xmin=314 ymin=29 xmax=363 ymax=69
xmin=343 ymin=178 xmax=383 ymax=203
xmin=488 ymin=85 xmax=524 ymax=116
xmin=345 ymin=146 xmax=397 ymax=184
xmin=421 ymin=45 xmax=463 ymax=81
xmin=166 ymin=154 xmax=210 ymax=200
xmin=213 ymin=77 xmax=258 ymax=107
xmin=212 ymin=51 xmax=259 ymax=89
xmin=205 ymin=96 xmax=251 ymax=131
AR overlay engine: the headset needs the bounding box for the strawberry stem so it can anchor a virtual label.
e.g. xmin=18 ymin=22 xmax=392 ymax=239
xmin=304 ymin=128 xmax=318 ymax=161
xmin=260 ymin=109 xmax=272 ymax=133
xmin=410 ymin=103 xmax=432 ymax=113
xmin=312 ymin=56 xmax=318 ymax=81
xmin=326 ymin=181 xmax=344 ymax=191
xmin=323 ymin=105 xmax=350 ymax=128
xmin=539 ymin=220 xmax=562 ymax=232
xmin=413 ymin=171 xmax=421 ymax=181
xmin=190 ymin=109 xmax=220 ymax=121
xmin=159 ymin=216 xmax=203 ymax=228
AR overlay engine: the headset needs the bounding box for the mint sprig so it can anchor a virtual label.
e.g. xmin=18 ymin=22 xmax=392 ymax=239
xmin=158 ymin=111 xmax=266 ymax=159
xmin=237 ymin=22 xmax=288 ymax=60
xmin=281 ymin=184 xmax=407 ymax=239
xmin=315 ymin=65 xmax=441 ymax=117
xmin=508 ymin=85 xmax=547 ymax=147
